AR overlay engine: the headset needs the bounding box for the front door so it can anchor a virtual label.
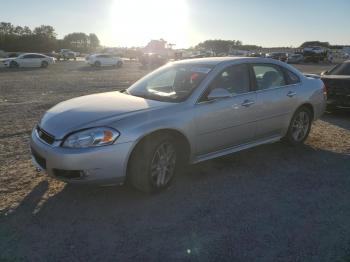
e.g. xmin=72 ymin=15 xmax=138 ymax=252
xmin=194 ymin=64 xmax=257 ymax=156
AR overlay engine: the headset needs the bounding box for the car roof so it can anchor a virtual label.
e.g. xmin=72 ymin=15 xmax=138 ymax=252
xmin=172 ymin=56 xmax=304 ymax=77
xmin=172 ymin=56 xmax=286 ymax=66
xmin=20 ymin=53 xmax=45 ymax=56
xmin=172 ymin=56 xmax=258 ymax=66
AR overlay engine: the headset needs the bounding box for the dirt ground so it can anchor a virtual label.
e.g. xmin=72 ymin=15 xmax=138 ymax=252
xmin=0 ymin=61 xmax=350 ymax=261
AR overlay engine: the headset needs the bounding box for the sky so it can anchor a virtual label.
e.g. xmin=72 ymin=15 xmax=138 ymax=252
xmin=1 ymin=0 xmax=350 ymax=48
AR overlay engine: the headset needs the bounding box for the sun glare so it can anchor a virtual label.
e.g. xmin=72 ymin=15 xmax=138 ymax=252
xmin=110 ymin=0 xmax=189 ymax=47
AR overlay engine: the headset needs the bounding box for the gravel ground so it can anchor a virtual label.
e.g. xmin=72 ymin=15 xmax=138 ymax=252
xmin=0 ymin=61 xmax=350 ymax=262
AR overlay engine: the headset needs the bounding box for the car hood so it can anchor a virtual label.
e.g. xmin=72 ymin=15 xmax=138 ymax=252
xmin=3 ymin=58 xmax=16 ymax=62
xmin=39 ymin=91 xmax=170 ymax=139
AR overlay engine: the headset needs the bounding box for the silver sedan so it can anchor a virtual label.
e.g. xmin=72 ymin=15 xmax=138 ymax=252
xmin=30 ymin=57 xmax=326 ymax=192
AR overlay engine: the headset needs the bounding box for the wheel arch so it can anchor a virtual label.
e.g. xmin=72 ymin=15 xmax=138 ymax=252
xmin=297 ymin=103 xmax=315 ymax=120
xmin=125 ymin=128 xmax=192 ymax=177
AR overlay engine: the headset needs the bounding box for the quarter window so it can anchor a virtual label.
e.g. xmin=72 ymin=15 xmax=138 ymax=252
xmin=284 ymin=69 xmax=300 ymax=84
xmin=252 ymin=64 xmax=286 ymax=90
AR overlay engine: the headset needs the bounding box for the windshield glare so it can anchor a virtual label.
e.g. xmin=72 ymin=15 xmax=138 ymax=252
xmin=127 ymin=64 xmax=213 ymax=102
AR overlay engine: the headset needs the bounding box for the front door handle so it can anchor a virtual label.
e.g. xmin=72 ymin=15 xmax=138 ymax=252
xmin=241 ymin=100 xmax=255 ymax=107
xmin=287 ymin=91 xmax=297 ymax=97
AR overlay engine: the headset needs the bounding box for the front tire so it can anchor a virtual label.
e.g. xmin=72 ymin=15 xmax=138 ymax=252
xmin=128 ymin=134 xmax=178 ymax=193
xmin=9 ymin=61 xmax=19 ymax=68
xmin=284 ymin=107 xmax=312 ymax=145
xmin=94 ymin=61 xmax=101 ymax=67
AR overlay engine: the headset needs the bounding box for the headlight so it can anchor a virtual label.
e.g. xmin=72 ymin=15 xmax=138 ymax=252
xmin=62 ymin=127 xmax=120 ymax=148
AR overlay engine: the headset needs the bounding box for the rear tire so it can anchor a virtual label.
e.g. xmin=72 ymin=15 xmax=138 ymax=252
xmin=94 ymin=61 xmax=101 ymax=67
xmin=284 ymin=107 xmax=312 ymax=145
xmin=41 ymin=61 xmax=48 ymax=68
xmin=127 ymin=134 xmax=178 ymax=193
xmin=117 ymin=61 xmax=123 ymax=68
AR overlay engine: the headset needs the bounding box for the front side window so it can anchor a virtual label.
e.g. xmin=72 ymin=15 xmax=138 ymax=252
xmin=127 ymin=63 xmax=213 ymax=102
xmin=209 ymin=64 xmax=251 ymax=95
xmin=252 ymin=64 xmax=286 ymax=90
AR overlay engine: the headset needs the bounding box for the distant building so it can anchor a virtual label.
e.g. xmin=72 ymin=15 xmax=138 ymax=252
xmin=143 ymin=39 xmax=174 ymax=58
xmin=144 ymin=39 xmax=167 ymax=53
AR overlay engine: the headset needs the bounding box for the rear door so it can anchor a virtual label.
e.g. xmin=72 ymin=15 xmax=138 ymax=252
xmin=194 ymin=63 xmax=257 ymax=155
xmin=32 ymin=54 xmax=45 ymax=67
xmin=251 ymin=63 xmax=300 ymax=139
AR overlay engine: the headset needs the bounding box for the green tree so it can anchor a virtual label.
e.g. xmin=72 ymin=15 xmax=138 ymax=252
xmin=89 ymin=33 xmax=100 ymax=49
xmin=33 ymin=25 xmax=57 ymax=39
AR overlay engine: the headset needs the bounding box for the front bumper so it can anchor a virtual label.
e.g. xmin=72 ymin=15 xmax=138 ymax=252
xmin=30 ymin=129 xmax=134 ymax=184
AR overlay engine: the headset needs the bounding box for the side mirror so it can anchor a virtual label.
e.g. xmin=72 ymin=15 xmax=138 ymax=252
xmin=207 ymin=88 xmax=231 ymax=100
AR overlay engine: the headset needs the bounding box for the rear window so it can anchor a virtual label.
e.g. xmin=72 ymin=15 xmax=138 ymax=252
xmin=327 ymin=62 xmax=350 ymax=75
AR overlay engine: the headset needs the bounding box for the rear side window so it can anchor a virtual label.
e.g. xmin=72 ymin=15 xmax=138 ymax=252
xmin=252 ymin=64 xmax=286 ymax=90
xmin=33 ymin=54 xmax=45 ymax=58
xmin=284 ymin=69 xmax=300 ymax=84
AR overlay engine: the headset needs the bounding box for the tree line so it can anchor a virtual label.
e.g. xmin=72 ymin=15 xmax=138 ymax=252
xmin=0 ymin=22 xmax=100 ymax=53
xmin=195 ymin=40 xmax=261 ymax=54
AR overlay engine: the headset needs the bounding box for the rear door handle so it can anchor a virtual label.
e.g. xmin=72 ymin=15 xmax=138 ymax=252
xmin=287 ymin=91 xmax=297 ymax=97
xmin=241 ymin=100 xmax=255 ymax=107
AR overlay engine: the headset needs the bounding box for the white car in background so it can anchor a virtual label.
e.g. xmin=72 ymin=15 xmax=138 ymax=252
xmin=3 ymin=53 xmax=55 ymax=68
xmin=86 ymin=54 xmax=123 ymax=67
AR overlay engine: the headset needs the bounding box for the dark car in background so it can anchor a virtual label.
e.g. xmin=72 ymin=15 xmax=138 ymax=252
xmin=321 ymin=60 xmax=350 ymax=110
xmin=266 ymin=52 xmax=287 ymax=62
xmin=287 ymin=54 xmax=304 ymax=64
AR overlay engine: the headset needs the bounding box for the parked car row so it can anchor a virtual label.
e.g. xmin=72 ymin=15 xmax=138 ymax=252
xmin=1 ymin=52 xmax=124 ymax=69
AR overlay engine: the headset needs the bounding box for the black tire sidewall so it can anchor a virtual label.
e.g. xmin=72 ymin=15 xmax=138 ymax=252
xmin=285 ymin=107 xmax=312 ymax=145
xmin=10 ymin=61 xmax=18 ymax=68
xmin=41 ymin=61 xmax=48 ymax=68
xmin=95 ymin=61 xmax=101 ymax=67
xmin=128 ymin=135 xmax=178 ymax=193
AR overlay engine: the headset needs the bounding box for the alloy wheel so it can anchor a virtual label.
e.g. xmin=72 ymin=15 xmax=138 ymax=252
xmin=291 ymin=111 xmax=310 ymax=142
xmin=150 ymin=142 xmax=177 ymax=187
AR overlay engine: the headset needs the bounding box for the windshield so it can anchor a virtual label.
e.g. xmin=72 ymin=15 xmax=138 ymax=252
xmin=126 ymin=63 xmax=214 ymax=102
xmin=327 ymin=62 xmax=350 ymax=75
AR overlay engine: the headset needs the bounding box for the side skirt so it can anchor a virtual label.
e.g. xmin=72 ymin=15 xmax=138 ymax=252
xmin=192 ymin=135 xmax=282 ymax=164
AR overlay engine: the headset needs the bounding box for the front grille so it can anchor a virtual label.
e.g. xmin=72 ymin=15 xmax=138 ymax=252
xmin=31 ymin=148 xmax=46 ymax=169
xmin=36 ymin=126 xmax=55 ymax=145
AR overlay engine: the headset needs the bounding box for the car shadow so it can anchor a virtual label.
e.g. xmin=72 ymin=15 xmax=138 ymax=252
xmin=78 ymin=66 xmax=120 ymax=72
xmin=1 ymin=142 xmax=350 ymax=261
xmin=322 ymin=110 xmax=350 ymax=131
xmin=0 ymin=67 xmax=47 ymax=73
